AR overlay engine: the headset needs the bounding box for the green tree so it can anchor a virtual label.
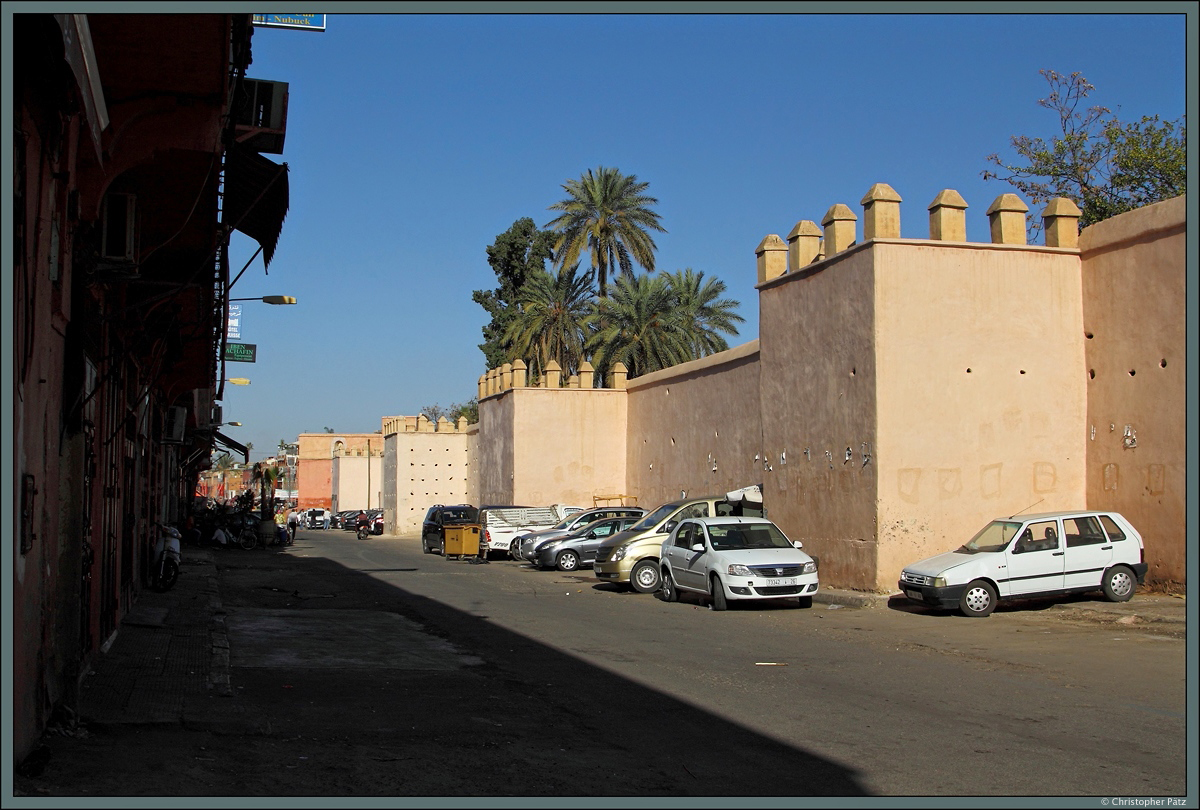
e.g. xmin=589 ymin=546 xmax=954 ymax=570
xmin=449 ymin=399 xmax=478 ymax=425
xmin=587 ymin=273 xmax=691 ymax=380
xmin=421 ymin=400 xmax=478 ymax=425
xmin=983 ymin=69 xmax=1186 ymax=231
xmin=503 ymin=263 xmax=597 ymax=384
xmin=214 ymin=451 xmax=234 ymax=471
xmin=473 ymin=217 xmax=557 ymax=370
xmin=421 ymin=404 xmax=449 ymax=424
xmin=663 ymin=268 xmax=744 ymax=358
xmin=545 ymin=166 xmax=666 ymax=297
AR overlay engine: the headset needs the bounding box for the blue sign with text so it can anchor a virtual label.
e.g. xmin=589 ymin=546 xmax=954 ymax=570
xmin=252 ymin=14 xmax=326 ymax=32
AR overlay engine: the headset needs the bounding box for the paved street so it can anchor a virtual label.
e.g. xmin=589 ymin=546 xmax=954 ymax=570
xmin=13 ymin=527 xmax=1189 ymax=800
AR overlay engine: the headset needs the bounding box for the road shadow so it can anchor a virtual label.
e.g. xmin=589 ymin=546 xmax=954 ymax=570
xmin=217 ymin=540 xmax=870 ymax=797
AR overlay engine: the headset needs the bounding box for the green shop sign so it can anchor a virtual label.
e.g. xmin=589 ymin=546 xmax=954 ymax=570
xmin=224 ymin=342 xmax=257 ymax=363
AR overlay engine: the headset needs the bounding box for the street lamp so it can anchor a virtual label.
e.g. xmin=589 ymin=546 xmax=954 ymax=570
xmin=229 ymin=295 xmax=297 ymax=305
xmin=228 ymin=378 xmax=251 ymax=385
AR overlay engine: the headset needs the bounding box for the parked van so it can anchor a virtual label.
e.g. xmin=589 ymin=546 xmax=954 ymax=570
xmin=592 ymin=489 xmax=765 ymax=593
xmin=898 ymin=510 xmax=1147 ymax=617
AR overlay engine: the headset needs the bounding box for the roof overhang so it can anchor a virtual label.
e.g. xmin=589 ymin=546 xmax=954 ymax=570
xmin=213 ymin=430 xmax=249 ymax=464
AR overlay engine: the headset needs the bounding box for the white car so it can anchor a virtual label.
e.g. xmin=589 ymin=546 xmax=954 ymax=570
xmin=658 ymin=517 xmax=819 ymax=610
xmin=898 ymin=510 xmax=1148 ymax=618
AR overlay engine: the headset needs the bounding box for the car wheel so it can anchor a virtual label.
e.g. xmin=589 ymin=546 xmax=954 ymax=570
xmin=797 ymin=595 xmax=813 ymax=608
xmin=959 ymin=579 xmax=997 ymax=617
xmin=556 ymin=550 xmax=580 ymax=572
xmin=631 ymin=560 xmax=661 ymax=593
xmin=421 ymin=536 xmax=433 ymax=554
xmin=1102 ymin=565 xmax=1136 ymax=602
xmin=659 ymin=568 xmax=678 ymax=603
xmin=710 ymin=574 xmax=728 ymax=611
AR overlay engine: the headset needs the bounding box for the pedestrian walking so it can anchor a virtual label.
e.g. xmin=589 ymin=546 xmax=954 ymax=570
xmin=286 ymin=507 xmax=300 ymax=543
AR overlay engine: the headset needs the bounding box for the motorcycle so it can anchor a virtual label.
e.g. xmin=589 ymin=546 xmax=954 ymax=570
xmin=151 ymin=523 xmax=182 ymax=591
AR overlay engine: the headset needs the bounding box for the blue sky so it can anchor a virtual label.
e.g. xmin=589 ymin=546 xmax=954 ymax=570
xmin=219 ymin=10 xmax=1190 ymax=461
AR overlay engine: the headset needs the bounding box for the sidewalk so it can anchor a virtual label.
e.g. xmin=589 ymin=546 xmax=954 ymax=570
xmin=815 ymin=585 xmax=1188 ymax=634
xmin=76 ymin=545 xmax=269 ymax=734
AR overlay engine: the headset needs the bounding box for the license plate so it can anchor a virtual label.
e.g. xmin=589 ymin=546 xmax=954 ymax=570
xmin=765 ymin=578 xmax=798 ymax=587
xmin=905 ymin=589 xmax=922 ymax=600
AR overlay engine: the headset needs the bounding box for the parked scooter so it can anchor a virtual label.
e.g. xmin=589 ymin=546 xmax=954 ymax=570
xmin=151 ymin=523 xmax=182 ymax=591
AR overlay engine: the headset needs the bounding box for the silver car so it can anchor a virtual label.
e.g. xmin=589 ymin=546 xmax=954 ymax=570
xmin=534 ymin=516 xmax=642 ymax=572
xmin=513 ymin=507 xmax=645 ymax=562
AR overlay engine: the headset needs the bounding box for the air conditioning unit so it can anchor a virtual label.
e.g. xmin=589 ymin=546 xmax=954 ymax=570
xmin=164 ymin=406 xmax=187 ymax=444
xmin=233 ymin=78 xmax=289 ymax=154
xmin=211 ymin=404 xmax=223 ymax=428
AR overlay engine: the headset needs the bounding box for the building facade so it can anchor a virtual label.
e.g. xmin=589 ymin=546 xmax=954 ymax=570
xmin=11 ymin=13 xmax=291 ymax=763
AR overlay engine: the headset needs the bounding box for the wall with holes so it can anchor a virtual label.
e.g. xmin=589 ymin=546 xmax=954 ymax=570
xmin=467 ymin=188 xmax=1185 ymax=589
xmin=872 ymin=240 xmax=1087 ymax=587
xmin=1080 ymin=195 xmax=1186 ymax=586
xmin=380 ymin=418 xmax=473 ymax=536
xmin=625 ymin=341 xmax=763 ymax=513
xmin=757 ymin=242 xmax=883 ymax=590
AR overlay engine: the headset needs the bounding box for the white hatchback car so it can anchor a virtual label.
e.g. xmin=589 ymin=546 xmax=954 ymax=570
xmin=898 ymin=510 xmax=1148 ymax=617
xmin=658 ymin=517 xmax=819 ymax=610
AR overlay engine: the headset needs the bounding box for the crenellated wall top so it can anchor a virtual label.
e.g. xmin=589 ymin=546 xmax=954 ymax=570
xmin=757 ymin=184 xmax=1084 ymax=285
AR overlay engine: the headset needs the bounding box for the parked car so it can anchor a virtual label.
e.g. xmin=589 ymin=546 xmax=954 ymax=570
xmin=306 ymin=508 xmax=331 ymax=529
xmin=593 ymin=490 xmax=765 ymax=593
xmin=330 ymin=510 xmax=354 ymax=529
xmin=659 ymin=517 xmax=819 ymax=610
xmin=369 ymin=510 xmax=384 ymax=535
xmin=421 ymin=504 xmax=480 ymax=555
xmin=898 ymin=510 xmax=1148 ymax=618
xmin=533 ymin=516 xmax=643 ymax=572
xmin=513 ymin=506 xmax=646 ymax=562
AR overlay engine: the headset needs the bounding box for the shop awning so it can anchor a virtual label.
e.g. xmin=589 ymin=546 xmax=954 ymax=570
xmin=54 ymin=14 xmax=108 ymax=163
xmin=224 ymin=142 xmax=289 ymax=267
xmin=213 ymin=430 xmax=248 ymax=464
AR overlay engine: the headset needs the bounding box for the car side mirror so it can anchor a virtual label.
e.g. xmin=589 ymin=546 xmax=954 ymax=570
xmin=690 ymin=543 xmax=705 ymax=552
xmin=662 ymin=520 xmax=677 ymax=533
xmin=792 ymin=541 xmax=803 ymax=549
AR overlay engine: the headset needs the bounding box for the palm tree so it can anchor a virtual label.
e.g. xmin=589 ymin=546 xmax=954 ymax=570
xmin=587 ymin=273 xmax=691 ymax=380
xmin=503 ymin=263 xmax=597 ymax=383
xmin=545 ymin=166 xmax=666 ymax=297
xmin=663 ymin=268 xmax=745 ymax=358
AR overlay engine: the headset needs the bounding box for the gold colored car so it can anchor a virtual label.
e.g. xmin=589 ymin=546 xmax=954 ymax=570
xmin=592 ymin=493 xmax=765 ymax=593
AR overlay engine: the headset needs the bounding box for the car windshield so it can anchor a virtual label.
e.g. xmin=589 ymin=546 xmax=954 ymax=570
xmin=707 ymin=523 xmax=792 ymax=551
xmin=628 ymin=504 xmax=680 ymax=532
xmin=552 ymin=514 xmax=587 ymax=531
xmin=444 ymin=508 xmax=478 ymax=524
xmin=959 ymin=521 xmax=1022 ymax=553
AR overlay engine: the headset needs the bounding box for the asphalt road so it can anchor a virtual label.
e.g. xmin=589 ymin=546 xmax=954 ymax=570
xmin=15 ymin=527 xmax=1186 ymax=800
xmin=296 ymin=529 xmax=1187 ymax=797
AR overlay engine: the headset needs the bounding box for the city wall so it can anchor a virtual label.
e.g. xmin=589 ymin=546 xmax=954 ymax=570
xmin=1078 ymin=195 xmax=1187 ymax=587
xmin=352 ymin=188 xmax=1185 ymax=590
xmin=382 ymin=415 xmax=473 ymax=535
